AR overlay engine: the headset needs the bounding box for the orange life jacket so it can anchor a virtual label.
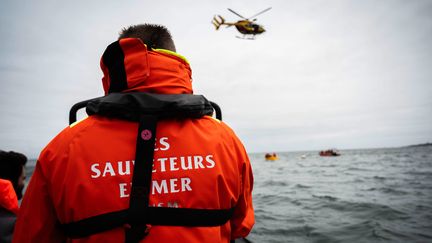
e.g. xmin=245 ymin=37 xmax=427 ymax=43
xmin=13 ymin=38 xmax=254 ymax=243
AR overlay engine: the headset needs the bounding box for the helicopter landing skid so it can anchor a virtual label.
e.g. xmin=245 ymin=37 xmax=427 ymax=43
xmin=236 ymin=35 xmax=255 ymax=40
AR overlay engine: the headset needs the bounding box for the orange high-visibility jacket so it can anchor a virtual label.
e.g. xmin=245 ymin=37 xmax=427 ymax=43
xmin=13 ymin=38 xmax=254 ymax=243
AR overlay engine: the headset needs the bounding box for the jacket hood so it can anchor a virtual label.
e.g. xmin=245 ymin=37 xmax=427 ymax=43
xmin=100 ymin=38 xmax=193 ymax=95
xmin=0 ymin=179 xmax=18 ymax=215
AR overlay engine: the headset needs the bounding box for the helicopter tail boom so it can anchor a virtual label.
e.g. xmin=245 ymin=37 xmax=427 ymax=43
xmin=212 ymin=15 xmax=225 ymax=30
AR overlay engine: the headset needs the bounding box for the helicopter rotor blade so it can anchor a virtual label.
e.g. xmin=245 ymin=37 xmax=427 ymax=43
xmin=227 ymin=8 xmax=247 ymax=19
xmin=248 ymin=7 xmax=272 ymax=20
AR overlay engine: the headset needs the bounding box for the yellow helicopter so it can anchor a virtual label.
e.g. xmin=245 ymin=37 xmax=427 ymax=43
xmin=212 ymin=7 xmax=271 ymax=39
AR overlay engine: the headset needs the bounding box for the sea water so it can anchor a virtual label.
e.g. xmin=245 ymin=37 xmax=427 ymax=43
xmin=247 ymin=145 xmax=432 ymax=243
xmin=25 ymin=145 xmax=432 ymax=242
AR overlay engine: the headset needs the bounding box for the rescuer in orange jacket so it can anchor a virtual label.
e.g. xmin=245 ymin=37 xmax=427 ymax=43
xmin=0 ymin=179 xmax=19 ymax=243
xmin=0 ymin=150 xmax=27 ymax=243
xmin=13 ymin=24 xmax=254 ymax=243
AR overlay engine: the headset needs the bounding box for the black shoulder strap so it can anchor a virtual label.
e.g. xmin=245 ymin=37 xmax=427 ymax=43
xmin=125 ymin=114 xmax=157 ymax=242
xmin=61 ymin=114 xmax=234 ymax=242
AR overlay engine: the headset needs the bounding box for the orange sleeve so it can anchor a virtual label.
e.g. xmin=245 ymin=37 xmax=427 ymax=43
xmin=0 ymin=179 xmax=19 ymax=215
xmin=12 ymin=161 xmax=65 ymax=243
xmin=230 ymin=140 xmax=255 ymax=239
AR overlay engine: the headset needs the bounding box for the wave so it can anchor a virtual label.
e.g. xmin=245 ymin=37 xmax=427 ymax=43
xmin=294 ymin=184 xmax=311 ymax=189
xmin=323 ymin=220 xmax=414 ymax=242
xmin=254 ymin=194 xmax=289 ymax=206
xmin=261 ymin=180 xmax=289 ymax=187
xmin=365 ymin=187 xmax=409 ymax=195
xmin=323 ymin=201 xmax=408 ymax=221
xmin=312 ymin=194 xmax=338 ymax=202
xmin=345 ymin=167 xmax=374 ymax=172
xmin=251 ymin=224 xmax=337 ymax=243
xmin=405 ymin=170 xmax=432 ymax=176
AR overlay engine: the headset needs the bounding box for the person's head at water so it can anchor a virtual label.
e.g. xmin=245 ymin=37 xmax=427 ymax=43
xmin=0 ymin=150 xmax=27 ymax=199
xmin=118 ymin=24 xmax=176 ymax=52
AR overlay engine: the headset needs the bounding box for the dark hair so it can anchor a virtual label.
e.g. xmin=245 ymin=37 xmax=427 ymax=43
xmin=118 ymin=24 xmax=176 ymax=52
xmin=0 ymin=150 xmax=27 ymax=189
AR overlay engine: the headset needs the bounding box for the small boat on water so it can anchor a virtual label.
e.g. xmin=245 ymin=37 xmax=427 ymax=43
xmin=319 ymin=149 xmax=340 ymax=157
xmin=265 ymin=153 xmax=278 ymax=161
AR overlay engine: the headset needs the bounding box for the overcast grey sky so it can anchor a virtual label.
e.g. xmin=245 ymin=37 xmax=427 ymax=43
xmin=1 ymin=0 xmax=431 ymax=158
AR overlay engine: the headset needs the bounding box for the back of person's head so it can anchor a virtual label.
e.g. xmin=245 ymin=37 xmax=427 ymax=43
xmin=0 ymin=150 xmax=27 ymax=199
xmin=118 ymin=24 xmax=176 ymax=52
